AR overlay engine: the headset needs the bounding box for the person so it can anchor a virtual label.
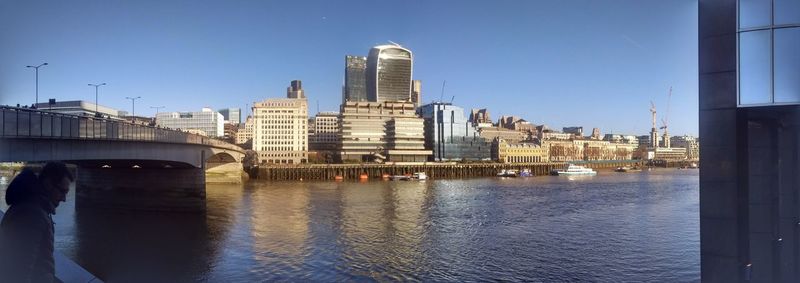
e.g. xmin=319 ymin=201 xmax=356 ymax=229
xmin=0 ymin=162 xmax=74 ymax=282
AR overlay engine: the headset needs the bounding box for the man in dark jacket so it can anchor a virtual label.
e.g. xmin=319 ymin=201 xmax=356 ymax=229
xmin=0 ymin=162 xmax=74 ymax=282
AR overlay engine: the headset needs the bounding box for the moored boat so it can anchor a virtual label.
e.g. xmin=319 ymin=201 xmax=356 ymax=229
xmin=412 ymin=172 xmax=428 ymax=180
xmin=519 ymin=169 xmax=533 ymax=177
xmin=497 ymin=169 xmax=518 ymax=177
xmin=551 ymin=164 xmax=597 ymax=176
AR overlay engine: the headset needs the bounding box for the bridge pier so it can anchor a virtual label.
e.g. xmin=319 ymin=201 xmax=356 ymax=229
xmin=75 ymin=166 xmax=206 ymax=212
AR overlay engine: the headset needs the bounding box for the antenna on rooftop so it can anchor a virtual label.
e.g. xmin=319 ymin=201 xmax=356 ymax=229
xmin=388 ymin=40 xmax=400 ymax=46
xmin=450 ymin=95 xmax=455 ymax=104
xmin=439 ymin=80 xmax=447 ymax=103
xmin=316 ymin=100 xmax=319 ymax=115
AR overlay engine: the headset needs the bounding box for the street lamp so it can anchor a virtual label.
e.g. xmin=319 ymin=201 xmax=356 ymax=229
xmin=125 ymin=96 xmax=141 ymax=119
xmin=25 ymin=62 xmax=48 ymax=108
xmin=88 ymin=83 xmax=107 ymax=116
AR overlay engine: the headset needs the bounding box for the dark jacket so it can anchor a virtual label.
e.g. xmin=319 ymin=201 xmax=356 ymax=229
xmin=0 ymin=169 xmax=56 ymax=283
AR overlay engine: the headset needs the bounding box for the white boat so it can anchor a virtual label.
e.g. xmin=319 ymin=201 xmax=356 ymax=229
xmin=412 ymin=172 xmax=428 ymax=180
xmin=496 ymin=169 xmax=518 ymax=177
xmin=551 ymin=164 xmax=597 ymax=176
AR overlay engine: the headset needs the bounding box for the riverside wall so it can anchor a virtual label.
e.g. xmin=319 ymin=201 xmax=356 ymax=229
xmin=253 ymin=160 xmax=646 ymax=181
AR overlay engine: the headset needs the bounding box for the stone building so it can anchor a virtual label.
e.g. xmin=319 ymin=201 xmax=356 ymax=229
xmin=252 ymin=82 xmax=308 ymax=164
xmin=492 ymin=138 xmax=549 ymax=163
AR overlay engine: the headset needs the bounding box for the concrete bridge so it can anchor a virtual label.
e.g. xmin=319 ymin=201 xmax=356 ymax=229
xmin=0 ymin=106 xmax=246 ymax=211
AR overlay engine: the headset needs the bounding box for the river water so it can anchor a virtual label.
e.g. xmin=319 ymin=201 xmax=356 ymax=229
xmin=1 ymin=169 xmax=699 ymax=282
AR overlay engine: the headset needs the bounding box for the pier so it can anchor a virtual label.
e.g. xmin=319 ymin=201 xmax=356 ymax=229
xmin=253 ymin=160 xmax=643 ymax=181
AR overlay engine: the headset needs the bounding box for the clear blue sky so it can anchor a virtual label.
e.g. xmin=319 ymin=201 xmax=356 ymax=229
xmin=0 ymin=0 xmax=698 ymax=136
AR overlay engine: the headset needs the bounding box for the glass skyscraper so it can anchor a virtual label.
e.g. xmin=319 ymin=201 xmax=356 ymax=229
xmin=366 ymin=45 xmax=413 ymax=103
xmin=418 ymin=102 xmax=491 ymax=161
xmin=344 ymin=55 xmax=367 ymax=103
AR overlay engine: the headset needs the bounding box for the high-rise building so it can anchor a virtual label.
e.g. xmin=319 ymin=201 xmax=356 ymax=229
xmin=366 ymin=44 xmax=413 ymax=103
xmin=156 ymin=108 xmax=224 ymax=137
xmin=418 ymin=102 xmax=491 ymax=161
xmin=411 ymin=80 xmax=422 ymax=107
xmin=344 ymin=55 xmax=368 ymax=103
xmin=218 ymin=108 xmax=241 ymax=124
xmin=287 ymin=80 xmax=305 ymax=99
xmin=252 ymin=82 xmax=309 ymax=164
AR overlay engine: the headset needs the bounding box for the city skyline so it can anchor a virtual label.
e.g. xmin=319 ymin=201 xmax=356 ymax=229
xmin=0 ymin=0 xmax=698 ymax=136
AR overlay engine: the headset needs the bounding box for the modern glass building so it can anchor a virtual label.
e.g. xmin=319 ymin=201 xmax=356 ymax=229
xmin=418 ymin=102 xmax=491 ymax=161
xmin=700 ymin=0 xmax=800 ymax=281
xmin=366 ymin=44 xmax=413 ymax=103
xmin=218 ymin=108 xmax=241 ymax=124
xmin=344 ymin=55 xmax=368 ymax=103
xmin=156 ymin=108 xmax=224 ymax=137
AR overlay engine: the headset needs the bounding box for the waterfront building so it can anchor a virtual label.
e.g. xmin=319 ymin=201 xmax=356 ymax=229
xmin=492 ymin=138 xmax=548 ymax=163
xmin=539 ymin=131 xmax=573 ymax=141
xmin=563 ymin=126 xmax=584 ymax=137
xmin=699 ymin=1 xmax=800 ymax=279
xmin=418 ymin=102 xmax=491 ymax=161
xmin=33 ymin=100 xmax=123 ymax=118
xmin=344 ymin=55 xmax=368 ymax=103
xmin=478 ymin=126 xmax=528 ymax=143
xmin=287 ymin=80 xmax=305 ymax=99
xmin=218 ymin=108 xmax=241 ymax=125
xmin=604 ymin=134 xmax=639 ymax=144
xmin=338 ymin=101 xmax=430 ymax=162
xmin=155 ymin=108 xmax=224 ymax=137
xmin=309 ymin=111 xmax=339 ymax=151
xmin=366 ymin=44 xmax=413 ymax=103
xmin=236 ymin=116 xmax=254 ymax=146
xmin=252 ymin=85 xmax=308 ymax=164
xmin=469 ymin=108 xmax=493 ymax=128
xmin=670 ymin=135 xmax=699 ymax=160
xmin=498 ymin=115 xmax=536 ymax=132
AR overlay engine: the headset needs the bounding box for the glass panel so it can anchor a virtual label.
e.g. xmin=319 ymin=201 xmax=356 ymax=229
xmin=740 ymin=0 xmax=772 ymax=29
xmin=740 ymin=30 xmax=773 ymax=105
xmin=775 ymin=0 xmax=800 ymax=25
xmin=774 ymin=28 xmax=800 ymax=103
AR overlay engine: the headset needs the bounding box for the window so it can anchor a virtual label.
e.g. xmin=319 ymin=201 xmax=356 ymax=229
xmin=774 ymin=28 xmax=800 ymax=103
xmin=739 ymin=30 xmax=772 ymax=105
xmin=775 ymin=0 xmax=800 ymax=25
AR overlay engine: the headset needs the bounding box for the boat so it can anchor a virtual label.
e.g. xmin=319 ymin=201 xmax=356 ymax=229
xmin=615 ymin=166 xmax=643 ymax=173
xmin=359 ymin=173 xmax=369 ymax=180
xmin=497 ymin=169 xmax=518 ymax=177
xmin=551 ymin=164 xmax=597 ymax=176
xmin=412 ymin=172 xmax=428 ymax=180
xmin=334 ymin=175 xmax=344 ymax=181
xmin=390 ymin=174 xmax=411 ymax=181
xmin=519 ymin=168 xmax=533 ymax=177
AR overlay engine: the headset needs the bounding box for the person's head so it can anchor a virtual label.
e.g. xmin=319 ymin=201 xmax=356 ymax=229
xmin=38 ymin=162 xmax=74 ymax=207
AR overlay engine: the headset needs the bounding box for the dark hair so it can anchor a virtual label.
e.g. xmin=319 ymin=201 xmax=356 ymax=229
xmin=39 ymin=162 xmax=74 ymax=184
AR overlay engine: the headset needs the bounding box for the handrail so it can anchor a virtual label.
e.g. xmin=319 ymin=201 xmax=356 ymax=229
xmin=0 ymin=105 xmax=243 ymax=153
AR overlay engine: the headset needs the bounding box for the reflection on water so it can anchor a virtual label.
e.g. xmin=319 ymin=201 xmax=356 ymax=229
xmin=1 ymin=169 xmax=699 ymax=282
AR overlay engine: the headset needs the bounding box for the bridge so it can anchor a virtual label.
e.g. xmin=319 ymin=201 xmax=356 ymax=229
xmin=0 ymin=106 xmax=246 ymax=211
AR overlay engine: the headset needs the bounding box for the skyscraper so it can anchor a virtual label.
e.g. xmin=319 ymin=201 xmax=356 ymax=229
xmin=218 ymin=108 xmax=241 ymax=124
xmin=366 ymin=44 xmax=413 ymax=103
xmin=344 ymin=55 xmax=367 ymax=103
xmin=287 ymin=80 xmax=305 ymax=99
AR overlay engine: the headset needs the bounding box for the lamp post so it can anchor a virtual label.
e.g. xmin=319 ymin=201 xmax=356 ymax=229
xmin=150 ymin=106 xmax=165 ymax=115
xmin=125 ymin=96 xmax=141 ymax=120
xmin=25 ymin=62 xmax=48 ymax=108
xmin=88 ymin=83 xmax=107 ymax=116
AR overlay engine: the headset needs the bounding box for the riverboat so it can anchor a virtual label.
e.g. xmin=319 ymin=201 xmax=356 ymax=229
xmin=412 ymin=172 xmax=428 ymax=180
xmin=614 ymin=166 xmax=642 ymax=173
xmin=551 ymin=164 xmax=597 ymax=176
xmin=497 ymin=169 xmax=518 ymax=177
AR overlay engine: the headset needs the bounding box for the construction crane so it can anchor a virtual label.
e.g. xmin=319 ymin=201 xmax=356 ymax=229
xmin=649 ymin=100 xmax=658 ymax=148
xmin=659 ymin=87 xmax=672 ymax=148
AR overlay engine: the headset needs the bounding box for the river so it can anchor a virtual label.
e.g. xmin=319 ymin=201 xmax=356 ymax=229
xmin=1 ymin=168 xmax=699 ymax=282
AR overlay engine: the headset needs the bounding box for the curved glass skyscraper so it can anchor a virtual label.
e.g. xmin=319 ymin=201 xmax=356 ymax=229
xmin=366 ymin=44 xmax=413 ymax=103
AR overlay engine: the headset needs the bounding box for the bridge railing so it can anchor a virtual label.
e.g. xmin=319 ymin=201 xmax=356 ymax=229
xmin=0 ymin=106 xmax=242 ymax=152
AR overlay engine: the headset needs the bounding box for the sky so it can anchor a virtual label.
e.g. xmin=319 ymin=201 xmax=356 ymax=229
xmin=0 ymin=0 xmax=699 ymax=136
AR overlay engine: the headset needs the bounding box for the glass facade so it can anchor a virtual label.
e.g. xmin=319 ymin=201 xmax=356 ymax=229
xmin=738 ymin=0 xmax=800 ymax=106
xmin=344 ymin=56 xmax=367 ymax=103
xmin=366 ymin=45 xmax=413 ymax=103
xmin=418 ymin=103 xmax=491 ymax=161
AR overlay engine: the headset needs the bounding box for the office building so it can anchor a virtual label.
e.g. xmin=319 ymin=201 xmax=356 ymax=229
xmin=309 ymin=111 xmax=339 ymax=151
xmin=366 ymin=44 xmax=413 ymax=103
xmin=236 ymin=116 xmax=254 ymax=145
xmin=287 ymin=80 xmax=305 ymax=99
xmin=411 ymin=80 xmax=422 ymax=107
xmin=252 ymin=83 xmax=308 ymax=164
xmin=338 ymin=101 xmax=430 ymax=162
xmin=344 ymin=55 xmax=368 ymax=103
xmin=418 ymin=102 xmax=491 ymax=161
xmin=33 ymin=100 xmax=123 ymax=118
xmin=155 ymin=108 xmax=224 ymax=137
xmin=563 ymin=126 xmax=584 ymax=137
xmin=218 ymin=108 xmax=241 ymax=125
xmin=670 ymin=135 xmax=699 ymax=160
xmin=492 ymin=138 xmax=549 ymax=163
